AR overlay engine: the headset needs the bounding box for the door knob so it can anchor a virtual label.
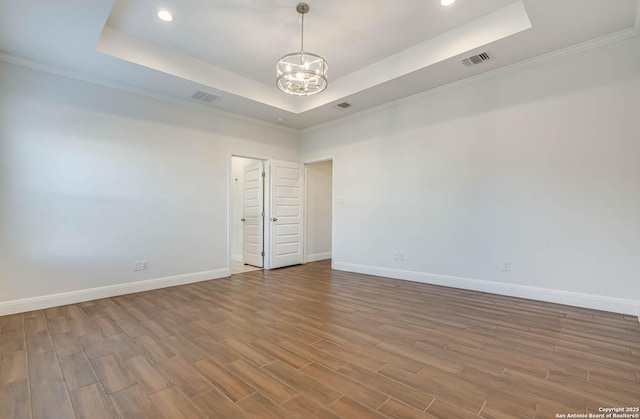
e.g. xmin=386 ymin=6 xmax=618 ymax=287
xmin=241 ymin=218 xmax=246 ymax=222
xmin=271 ymin=217 xmax=278 ymax=221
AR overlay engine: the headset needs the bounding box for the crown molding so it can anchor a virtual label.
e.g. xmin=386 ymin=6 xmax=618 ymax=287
xmin=302 ymin=27 xmax=640 ymax=134
xmin=2 ymin=26 xmax=637 ymax=135
xmin=0 ymin=52 xmax=299 ymax=134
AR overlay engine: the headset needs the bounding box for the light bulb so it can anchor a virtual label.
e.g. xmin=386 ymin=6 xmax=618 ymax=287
xmin=157 ymin=10 xmax=174 ymax=22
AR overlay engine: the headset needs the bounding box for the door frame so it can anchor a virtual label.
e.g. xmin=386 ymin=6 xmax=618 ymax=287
xmin=228 ymin=154 xmax=272 ymax=271
xmin=228 ymin=155 xmax=334 ymax=272
xmin=303 ymin=157 xmax=334 ymax=265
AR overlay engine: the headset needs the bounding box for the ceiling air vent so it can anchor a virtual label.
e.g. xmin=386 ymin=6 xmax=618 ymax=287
xmin=190 ymin=90 xmax=222 ymax=104
xmin=334 ymin=102 xmax=352 ymax=110
xmin=462 ymin=52 xmax=491 ymax=67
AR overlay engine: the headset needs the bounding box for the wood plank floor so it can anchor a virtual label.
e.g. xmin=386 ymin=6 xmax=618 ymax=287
xmin=1 ymin=260 xmax=639 ymax=418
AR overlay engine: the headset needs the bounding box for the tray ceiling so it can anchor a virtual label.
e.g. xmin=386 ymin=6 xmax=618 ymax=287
xmin=0 ymin=0 xmax=638 ymax=129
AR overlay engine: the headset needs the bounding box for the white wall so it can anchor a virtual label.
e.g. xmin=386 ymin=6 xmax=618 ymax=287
xmin=230 ymin=156 xmax=260 ymax=261
xmin=301 ymin=35 xmax=640 ymax=315
xmin=305 ymin=160 xmax=332 ymax=261
xmin=0 ymin=60 xmax=299 ymax=314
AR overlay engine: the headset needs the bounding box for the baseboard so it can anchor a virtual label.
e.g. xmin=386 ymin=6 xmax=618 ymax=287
xmin=0 ymin=268 xmax=230 ymax=316
xmin=231 ymin=254 xmax=243 ymax=262
xmin=332 ymin=261 xmax=639 ymax=316
xmin=306 ymin=252 xmax=332 ymax=263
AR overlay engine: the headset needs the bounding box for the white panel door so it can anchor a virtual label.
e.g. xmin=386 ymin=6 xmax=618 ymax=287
xmin=242 ymin=161 xmax=264 ymax=268
xmin=270 ymin=160 xmax=304 ymax=269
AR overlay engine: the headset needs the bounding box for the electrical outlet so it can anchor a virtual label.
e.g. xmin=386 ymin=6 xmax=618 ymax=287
xmin=133 ymin=261 xmax=141 ymax=271
xmin=501 ymin=259 xmax=511 ymax=271
xmin=141 ymin=260 xmax=148 ymax=270
xmin=393 ymin=251 xmax=406 ymax=261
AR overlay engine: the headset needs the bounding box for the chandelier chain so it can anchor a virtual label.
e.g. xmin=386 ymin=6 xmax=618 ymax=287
xmin=301 ymin=12 xmax=304 ymax=52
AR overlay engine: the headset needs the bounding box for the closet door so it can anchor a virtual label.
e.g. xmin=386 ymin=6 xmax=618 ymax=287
xmin=242 ymin=161 xmax=264 ymax=267
xmin=269 ymin=160 xmax=303 ymax=269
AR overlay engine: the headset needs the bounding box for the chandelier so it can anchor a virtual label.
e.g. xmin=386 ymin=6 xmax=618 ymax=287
xmin=276 ymin=3 xmax=328 ymax=96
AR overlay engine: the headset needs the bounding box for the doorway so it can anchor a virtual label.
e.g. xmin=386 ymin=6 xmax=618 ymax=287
xmin=230 ymin=156 xmax=265 ymax=274
xmin=230 ymin=157 xmax=308 ymax=274
xmin=304 ymin=159 xmax=333 ymax=263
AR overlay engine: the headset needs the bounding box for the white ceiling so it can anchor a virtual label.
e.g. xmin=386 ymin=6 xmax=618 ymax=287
xmin=0 ymin=0 xmax=638 ymax=130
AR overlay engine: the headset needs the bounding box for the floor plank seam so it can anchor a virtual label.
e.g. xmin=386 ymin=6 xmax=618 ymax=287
xmin=3 ymin=260 xmax=640 ymax=418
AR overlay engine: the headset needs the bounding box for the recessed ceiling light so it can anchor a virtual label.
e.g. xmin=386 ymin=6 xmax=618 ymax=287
xmin=157 ymin=9 xmax=174 ymax=22
xmin=441 ymin=0 xmax=456 ymax=6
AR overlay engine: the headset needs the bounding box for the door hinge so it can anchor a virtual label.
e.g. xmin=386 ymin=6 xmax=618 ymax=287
xmin=261 ymin=251 xmax=265 ymax=256
xmin=261 ymin=171 xmax=265 ymax=178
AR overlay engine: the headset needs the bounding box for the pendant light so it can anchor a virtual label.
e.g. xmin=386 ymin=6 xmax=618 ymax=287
xmin=276 ymin=3 xmax=328 ymax=96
